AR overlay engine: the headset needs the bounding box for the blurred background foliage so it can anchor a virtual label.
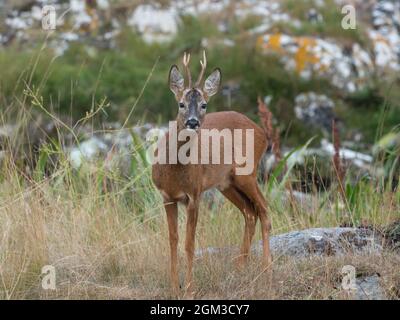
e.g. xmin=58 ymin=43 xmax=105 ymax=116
xmin=0 ymin=0 xmax=399 ymax=149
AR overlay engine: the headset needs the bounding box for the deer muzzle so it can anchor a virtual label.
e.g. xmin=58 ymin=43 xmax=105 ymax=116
xmin=185 ymin=118 xmax=200 ymax=130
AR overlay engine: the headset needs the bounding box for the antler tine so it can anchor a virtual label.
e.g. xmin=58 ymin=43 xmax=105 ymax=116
xmin=195 ymin=50 xmax=207 ymax=88
xmin=183 ymin=52 xmax=192 ymax=88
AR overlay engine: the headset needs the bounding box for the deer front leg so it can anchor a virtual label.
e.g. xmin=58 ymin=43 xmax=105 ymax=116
xmin=184 ymin=199 xmax=199 ymax=298
xmin=165 ymin=202 xmax=179 ymax=297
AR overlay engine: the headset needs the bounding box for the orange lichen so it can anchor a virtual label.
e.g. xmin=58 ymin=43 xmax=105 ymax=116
xmin=257 ymin=34 xmax=321 ymax=73
xmin=294 ymin=37 xmax=319 ymax=73
xmin=268 ymin=33 xmax=283 ymax=51
xmin=258 ymin=33 xmax=284 ymax=53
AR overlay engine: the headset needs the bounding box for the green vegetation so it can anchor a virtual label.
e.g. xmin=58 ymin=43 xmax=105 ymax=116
xmin=0 ymin=102 xmax=399 ymax=298
xmin=1 ymin=12 xmax=398 ymax=147
xmin=281 ymin=0 xmax=367 ymax=43
xmin=0 ymin=0 xmax=399 ymax=300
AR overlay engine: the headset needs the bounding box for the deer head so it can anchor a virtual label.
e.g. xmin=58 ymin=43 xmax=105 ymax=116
xmin=169 ymin=51 xmax=221 ymax=130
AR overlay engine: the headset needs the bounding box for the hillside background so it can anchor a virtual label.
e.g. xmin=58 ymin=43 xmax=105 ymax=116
xmin=1 ymin=0 xmax=399 ymax=142
xmin=0 ymin=0 xmax=399 ymax=299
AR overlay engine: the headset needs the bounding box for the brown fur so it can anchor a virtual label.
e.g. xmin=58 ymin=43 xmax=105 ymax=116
xmin=152 ymin=54 xmax=271 ymax=297
xmin=152 ymin=112 xmax=271 ymax=297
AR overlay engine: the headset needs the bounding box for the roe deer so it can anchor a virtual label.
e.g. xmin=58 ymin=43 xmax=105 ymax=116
xmin=152 ymin=51 xmax=271 ymax=297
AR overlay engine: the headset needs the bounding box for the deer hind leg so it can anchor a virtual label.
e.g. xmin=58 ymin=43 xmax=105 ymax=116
xmin=233 ymin=177 xmax=272 ymax=267
xmin=221 ymin=186 xmax=258 ymax=266
xmin=165 ymin=202 xmax=179 ymax=296
xmin=255 ymin=185 xmax=272 ymax=266
xmin=184 ymin=198 xmax=199 ymax=298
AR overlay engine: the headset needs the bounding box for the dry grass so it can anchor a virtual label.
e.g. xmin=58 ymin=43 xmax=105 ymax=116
xmin=0 ymin=91 xmax=398 ymax=300
xmin=0 ymin=155 xmax=399 ymax=299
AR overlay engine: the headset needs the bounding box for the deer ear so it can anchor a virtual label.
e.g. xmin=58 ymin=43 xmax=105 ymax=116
xmin=169 ymin=65 xmax=184 ymax=97
xmin=203 ymin=68 xmax=221 ymax=98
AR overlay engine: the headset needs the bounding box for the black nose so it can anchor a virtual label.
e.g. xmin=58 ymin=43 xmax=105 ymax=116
xmin=185 ymin=118 xmax=199 ymax=129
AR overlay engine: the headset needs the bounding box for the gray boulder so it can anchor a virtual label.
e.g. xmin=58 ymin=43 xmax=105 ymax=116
xmin=196 ymin=227 xmax=382 ymax=258
xmin=256 ymin=227 xmax=382 ymax=258
xmin=355 ymin=275 xmax=386 ymax=300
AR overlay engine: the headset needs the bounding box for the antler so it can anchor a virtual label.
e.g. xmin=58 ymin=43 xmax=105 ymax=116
xmin=182 ymin=52 xmax=192 ymax=88
xmin=195 ymin=50 xmax=207 ymax=88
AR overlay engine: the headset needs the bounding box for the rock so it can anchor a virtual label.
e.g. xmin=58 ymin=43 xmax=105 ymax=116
xmin=262 ymin=227 xmax=382 ymax=258
xmin=320 ymin=139 xmax=373 ymax=169
xmin=69 ymin=136 xmax=109 ymax=169
xmin=368 ymin=0 xmax=400 ymax=73
xmin=257 ymin=0 xmax=400 ymax=85
xmin=0 ymin=118 xmax=165 ymax=176
xmin=196 ymin=227 xmax=382 ymax=258
xmin=127 ymin=4 xmax=179 ymax=44
xmin=70 ymin=0 xmax=93 ymax=30
xmin=2 ymin=0 xmax=398 ymax=80
xmin=257 ymin=34 xmax=374 ymax=92
xmin=0 ymin=0 xmax=299 ymax=47
xmin=294 ymin=92 xmax=336 ymax=133
xmin=354 ymin=275 xmax=386 ymax=300
xmin=126 ymin=0 xmax=299 ymax=44
xmin=307 ymin=8 xmax=323 ymax=23
xmin=67 ymin=123 xmax=162 ymax=174
xmin=5 ymin=11 xmax=32 ymax=30
xmin=0 ymin=0 xmax=116 ymax=53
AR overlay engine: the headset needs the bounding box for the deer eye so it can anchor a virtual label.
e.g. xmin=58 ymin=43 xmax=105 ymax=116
xmin=201 ymin=103 xmax=207 ymax=109
xmin=179 ymin=103 xmax=185 ymax=109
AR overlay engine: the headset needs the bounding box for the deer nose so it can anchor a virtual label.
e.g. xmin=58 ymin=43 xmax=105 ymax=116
xmin=185 ymin=118 xmax=200 ymax=129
